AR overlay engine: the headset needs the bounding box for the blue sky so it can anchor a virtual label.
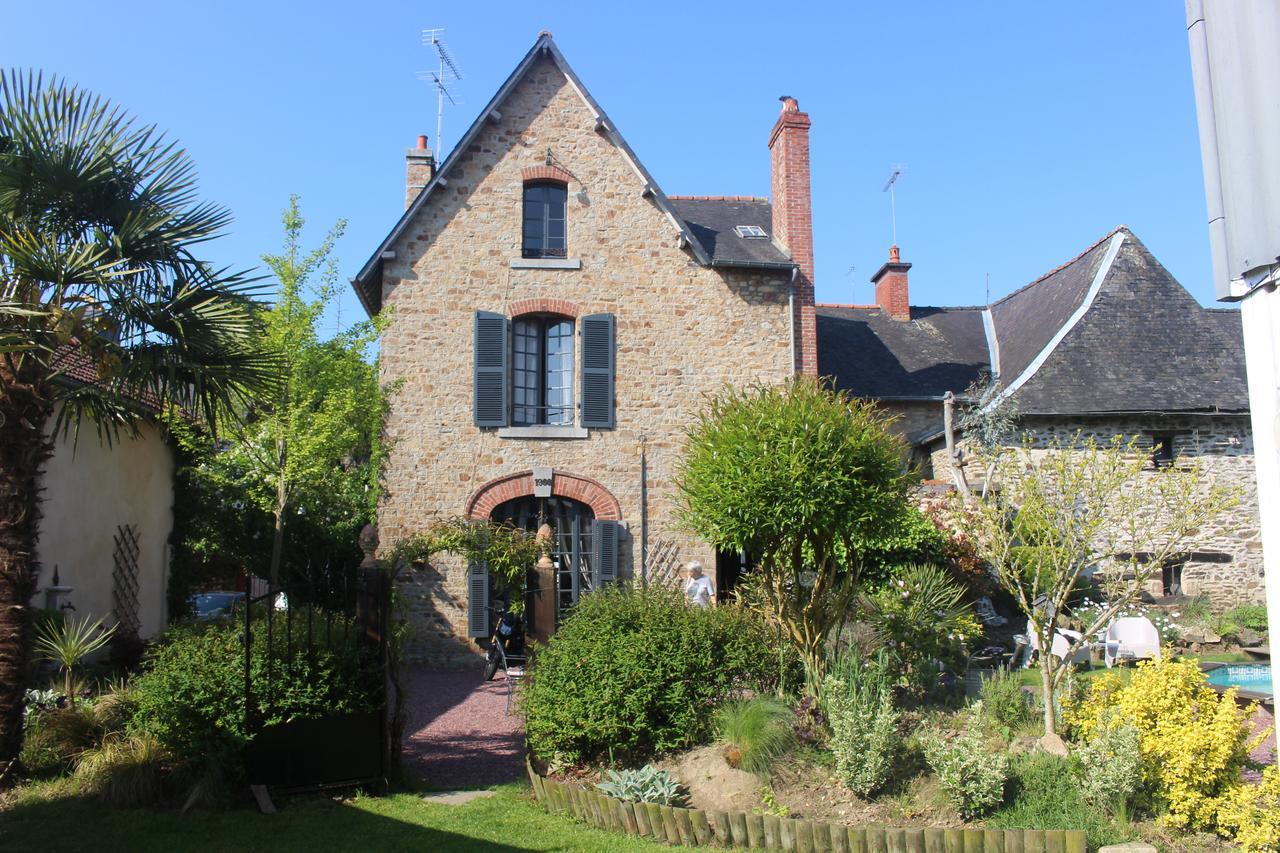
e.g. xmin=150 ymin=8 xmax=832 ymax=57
xmin=5 ymin=2 xmax=1215 ymax=327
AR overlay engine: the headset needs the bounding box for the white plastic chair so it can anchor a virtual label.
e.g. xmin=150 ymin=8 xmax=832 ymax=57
xmin=495 ymin=641 xmax=526 ymax=715
xmin=1104 ymin=616 xmax=1161 ymax=668
xmin=1025 ymin=619 xmax=1089 ymax=667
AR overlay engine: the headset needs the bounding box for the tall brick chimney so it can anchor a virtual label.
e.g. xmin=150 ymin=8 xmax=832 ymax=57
xmin=769 ymin=96 xmax=817 ymax=376
xmin=872 ymin=245 xmax=912 ymax=321
xmin=406 ymin=134 xmax=435 ymax=210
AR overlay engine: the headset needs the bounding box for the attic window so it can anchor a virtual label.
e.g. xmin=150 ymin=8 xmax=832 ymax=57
xmin=734 ymin=225 xmax=767 ymax=239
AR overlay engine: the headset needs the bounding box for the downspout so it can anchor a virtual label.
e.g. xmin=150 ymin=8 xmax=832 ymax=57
xmin=788 ymin=266 xmax=798 ymax=375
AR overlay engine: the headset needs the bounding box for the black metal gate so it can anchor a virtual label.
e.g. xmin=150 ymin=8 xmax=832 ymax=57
xmin=243 ymin=565 xmax=390 ymax=792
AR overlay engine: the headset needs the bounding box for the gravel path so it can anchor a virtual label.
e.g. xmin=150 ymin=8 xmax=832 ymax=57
xmin=402 ymin=667 xmax=525 ymax=789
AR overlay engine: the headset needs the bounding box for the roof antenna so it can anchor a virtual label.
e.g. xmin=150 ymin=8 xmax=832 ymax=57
xmin=882 ymin=165 xmax=905 ymax=246
xmin=420 ymin=28 xmax=463 ymax=160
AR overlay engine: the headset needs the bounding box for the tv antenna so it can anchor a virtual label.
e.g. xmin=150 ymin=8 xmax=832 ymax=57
xmin=420 ymin=28 xmax=463 ymax=159
xmin=882 ymin=165 xmax=905 ymax=245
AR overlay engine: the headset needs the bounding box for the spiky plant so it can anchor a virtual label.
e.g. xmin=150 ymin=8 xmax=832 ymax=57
xmin=33 ymin=614 xmax=115 ymax=704
xmin=0 ymin=70 xmax=277 ymax=772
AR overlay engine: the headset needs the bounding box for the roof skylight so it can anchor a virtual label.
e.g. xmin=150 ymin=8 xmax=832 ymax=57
xmin=734 ymin=225 xmax=768 ymax=239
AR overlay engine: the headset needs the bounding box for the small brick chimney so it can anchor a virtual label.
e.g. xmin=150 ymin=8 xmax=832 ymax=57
xmin=406 ymin=134 xmax=435 ymax=210
xmin=769 ymin=96 xmax=817 ymax=376
xmin=872 ymin=245 xmax=912 ymax=321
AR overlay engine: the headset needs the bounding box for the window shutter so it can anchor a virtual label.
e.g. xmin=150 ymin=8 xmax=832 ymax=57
xmin=467 ymin=559 xmax=490 ymax=638
xmin=474 ymin=311 xmax=510 ymax=427
xmin=591 ymin=519 xmax=620 ymax=588
xmin=580 ymin=313 xmax=615 ymax=428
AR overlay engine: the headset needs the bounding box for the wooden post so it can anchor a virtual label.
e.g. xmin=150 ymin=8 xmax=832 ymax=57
xmin=867 ymin=825 xmax=889 ymax=853
xmin=1024 ymin=830 xmax=1046 ymax=853
xmin=714 ymin=811 xmax=732 ymax=845
xmin=620 ymin=799 xmax=639 ymax=834
xmin=905 ymin=828 xmax=926 ymax=853
xmin=924 ymin=828 xmax=945 ymax=853
xmin=813 ymin=821 xmax=833 ymax=853
xmin=848 ymin=827 xmax=868 ymax=853
xmin=730 ymin=811 xmax=750 ymax=847
xmin=983 ymin=829 xmax=1004 ymax=853
xmin=963 ymin=829 xmax=984 ymax=853
xmin=691 ymin=810 xmax=713 ymax=847
xmin=831 ymin=823 xmax=851 ymax=853
xmin=631 ymin=802 xmax=650 ymax=836
xmin=764 ymin=814 xmax=783 ymax=850
xmin=1003 ymin=830 xmax=1024 ymax=853
xmin=746 ymin=813 xmax=766 ymax=848
xmin=660 ymin=805 xmax=680 ymax=843
xmin=944 ymin=829 xmax=964 ymax=853
xmin=646 ymin=803 xmax=666 ymax=842
xmin=887 ymin=827 xmax=906 ymax=853
xmin=779 ymin=817 xmax=797 ymax=852
xmin=1064 ymin=831 xmax=1086 ymax=853
xmin=674 ymin=807 xmax=696 ymax=846
xmin=1045 ymin=832 xmax=1065 ymax=853
xmin=795 ymin=819 xmax=816 ymax=853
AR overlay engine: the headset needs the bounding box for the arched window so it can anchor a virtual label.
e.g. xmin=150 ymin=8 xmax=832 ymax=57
xmin=512 ymin=314 xmax=573 ymax=426
xmin=522 ymin=181 xmax=567 ymax=259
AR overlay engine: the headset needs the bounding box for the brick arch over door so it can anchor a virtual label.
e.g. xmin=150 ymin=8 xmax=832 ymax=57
xmin=465 ymin=470 xmax=622 ymax=521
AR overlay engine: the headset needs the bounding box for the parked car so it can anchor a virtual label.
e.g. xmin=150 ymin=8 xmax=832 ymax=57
xmin=188 ymin=591 xmax=244 ymax=620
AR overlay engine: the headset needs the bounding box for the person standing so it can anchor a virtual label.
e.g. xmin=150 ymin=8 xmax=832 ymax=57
xmin=684 ymin=561 xmax=714 ymax=607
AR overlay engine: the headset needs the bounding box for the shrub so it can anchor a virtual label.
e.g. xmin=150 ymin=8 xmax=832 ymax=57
xmin=74 ymin=734 xmax=170 ymax=807
xmin=130 ymin=613 xmax=379 ymax=777
xmin=596 ymin=765 xmax=684 ymax=805
xmin=1074 ymin=719 xmax=1141 ymax=815
xmin=1215 ymin=604 xmax=1268 ymax=638
xmin=989 ymin=752 xmax=1135 ymax=849
xmin=823 ymin=652 xmax=900 ymax=797
xmin=1064 ymin=657 xmax=1265 ymax=831
xmin=714 ymin=696 xmax=796 ymax=774
xmin=523 ymin=584 xmax=781 ymax=765
xmin=1216 ymin=766 xmax=1280 ymax=853
xmin=863 ymin=564 xmax=982 ymax=700
xmin=979 ymin=669 xmax=1033 ymax=733
xmin=18 ymin=716 xmax=66 ymax=776
xmin=923 ymin=718 xmax=1008 ymax=819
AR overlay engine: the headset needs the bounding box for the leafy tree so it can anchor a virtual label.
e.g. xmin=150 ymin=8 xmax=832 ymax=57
xmin=170 ymin=197 xmax=386 ymax=596
xmin=961 ymin=435 xmax=1237 ymax=736
xmin=0 ymin=71 xmax=274 ymax=773
xmin=677 ymin=378 xmax=914 ymax=690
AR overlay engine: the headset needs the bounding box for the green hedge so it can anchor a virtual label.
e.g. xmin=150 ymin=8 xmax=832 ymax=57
xmin=523 ymin=584 xmax=785 ymax=765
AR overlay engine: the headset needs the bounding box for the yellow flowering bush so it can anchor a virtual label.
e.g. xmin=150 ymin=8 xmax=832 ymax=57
xmin=1064 ymin=657 xmax=1268 ymax=831
xmin=1216 ymin=766 xmax=1280 ymax=853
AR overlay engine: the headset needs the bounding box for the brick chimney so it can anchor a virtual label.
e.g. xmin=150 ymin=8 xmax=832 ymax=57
xmin=769 ymin=96 xmax=817 ymax=376
xmin=872 ymin=245 xmax=912 ymax=321
xmin=406 ymin=134 xmax=435 ymax=209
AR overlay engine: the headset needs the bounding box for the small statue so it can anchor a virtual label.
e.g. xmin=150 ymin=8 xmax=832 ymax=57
xmin=358 ymin=524 xmax=379 ymax=569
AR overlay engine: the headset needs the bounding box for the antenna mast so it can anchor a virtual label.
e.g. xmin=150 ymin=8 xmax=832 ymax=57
xmin=420 ymin=28 xmax=463 ymax=158
xmin=882 ymin=165 xmax=905 ymax=245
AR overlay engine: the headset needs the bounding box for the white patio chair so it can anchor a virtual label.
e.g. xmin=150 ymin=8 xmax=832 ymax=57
xmin=1104 ymin=616 xmax=1161 ymax=668
xmin=1024 ymin=619 xmax=1089 ymax=667
xmin=495 ymin=640 xmax=526 ymax=715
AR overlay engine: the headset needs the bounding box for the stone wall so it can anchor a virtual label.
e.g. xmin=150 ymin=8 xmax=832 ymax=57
xmin=376 ymin=56 xmax=795 ymax=663
xmin=928 ymin=414 xmax=1262 ymax=606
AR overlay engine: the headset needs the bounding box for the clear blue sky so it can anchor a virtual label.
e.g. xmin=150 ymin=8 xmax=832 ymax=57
xmin=4 ymin=2 xmax=1216 ymax=326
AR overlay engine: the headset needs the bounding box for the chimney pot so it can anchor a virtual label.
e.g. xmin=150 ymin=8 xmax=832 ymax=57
xmin=416 ymin=134 xmax=428 ymax=150
xmin=871 ymin=246 xmax=912 ymax=321
xmin=889 ymin=244 xmax=900 ymax=263
xmin=779 ymin=95 xmax=799 ymax=113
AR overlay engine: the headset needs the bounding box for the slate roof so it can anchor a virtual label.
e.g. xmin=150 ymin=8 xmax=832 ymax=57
xmin=817 ymin=305 xmax=989 ymax=398
xmin=819 ymin=227 xmax=1249 ymax=417
xmin=667 ymin=198 xmax=794 ymax=268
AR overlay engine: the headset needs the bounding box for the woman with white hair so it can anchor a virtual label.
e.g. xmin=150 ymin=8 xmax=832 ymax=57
xmin=684 ymin=560 xmax=714 ymax=607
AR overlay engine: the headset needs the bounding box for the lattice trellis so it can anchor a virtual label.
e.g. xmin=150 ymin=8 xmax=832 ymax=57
xmin=112 ymin=524 xmax=141 ymax=638
xmin=643 ymin=537 xmax=683 ymax=588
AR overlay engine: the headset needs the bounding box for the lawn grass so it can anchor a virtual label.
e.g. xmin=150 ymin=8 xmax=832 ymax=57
xmin=0 ymin=781 xmax=689 ymax=853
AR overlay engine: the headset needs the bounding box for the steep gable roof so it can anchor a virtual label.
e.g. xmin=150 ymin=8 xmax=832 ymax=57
xmin=351 ymin=33 xmax=751 ymax=315
xmin=667 ymin=198 xmax=793 ymax=268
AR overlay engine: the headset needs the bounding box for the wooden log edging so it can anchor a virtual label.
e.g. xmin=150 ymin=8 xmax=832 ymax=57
xmin=526 ymin=760 xmax=1086 ymax=852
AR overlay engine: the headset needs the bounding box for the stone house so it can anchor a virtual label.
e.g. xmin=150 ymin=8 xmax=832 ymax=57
xmin=354 ymin=34 xmax=1258 ymax=662
xmin=817 ymin=227 xmax=1261 ymax=605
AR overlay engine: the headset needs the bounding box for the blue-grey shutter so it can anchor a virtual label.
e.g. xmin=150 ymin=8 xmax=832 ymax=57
xmin=591 ymin=520 xmax=620 ymax=588
xmin=579 ymin=313 xmax=615 ymax=429
xmin=474 ymin=311 xmax=509 ymax=427
xmin=467 ymin=559 xmax=490 ymax=638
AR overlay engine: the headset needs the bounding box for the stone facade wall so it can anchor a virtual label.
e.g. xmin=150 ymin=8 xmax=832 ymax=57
xmin=376 ymin=56 xmax=794 ymax=663
xmin=927 ymin=414 xmax=1262 ymax=607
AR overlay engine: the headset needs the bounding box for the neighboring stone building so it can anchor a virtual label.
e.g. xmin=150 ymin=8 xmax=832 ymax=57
xmin=352 ymin=33 xmax=812 ymax=662
xmin=817 ymin=227 xmax=1261 ymax=605
xmin=355 ymin=35 xmax=1259 ymax=662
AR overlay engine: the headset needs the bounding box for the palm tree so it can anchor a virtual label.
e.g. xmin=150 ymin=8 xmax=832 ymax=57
xmin=0 ymin=71 xmax=277 ymax=775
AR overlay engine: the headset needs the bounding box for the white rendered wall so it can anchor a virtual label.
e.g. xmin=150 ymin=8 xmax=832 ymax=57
xmin=35 ymin=415 xmax=174 ymax=639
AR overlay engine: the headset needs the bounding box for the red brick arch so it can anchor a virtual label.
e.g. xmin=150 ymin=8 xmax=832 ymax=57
xmin=509 ymin=298 xmax=580 ymax=319
xmin=466 ymin=470 xmax=621 ymax=521
xmin=521 ymin=164 xmax=573 ymax=184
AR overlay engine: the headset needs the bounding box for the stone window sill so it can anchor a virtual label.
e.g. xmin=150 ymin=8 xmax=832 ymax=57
xmin=498 ymin=425 xmax=590 ymax=440
xmin=509 ymin=257 xmax=582 ymax=270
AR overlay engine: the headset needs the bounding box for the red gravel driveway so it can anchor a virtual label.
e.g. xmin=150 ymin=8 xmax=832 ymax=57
xmin=403 ymin=668 xmax=525 ymax=789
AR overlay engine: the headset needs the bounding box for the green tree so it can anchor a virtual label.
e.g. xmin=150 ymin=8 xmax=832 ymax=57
xmin=676 ymin=378 xmax=914 ymax=689
xmin=171 ymin=197 xmax=386 ymax=595
xmin=962 ymin=435 xmax=1237 ymax=737
xmin=0 ymin=72 xmax=274 ymax=772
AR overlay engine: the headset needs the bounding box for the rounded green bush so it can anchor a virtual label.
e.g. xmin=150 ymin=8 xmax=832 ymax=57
xmin=523 ymin=584 xmax=784 ymax=766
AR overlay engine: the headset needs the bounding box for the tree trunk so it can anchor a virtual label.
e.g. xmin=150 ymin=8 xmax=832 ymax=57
xmin=268 ymin=440 xmax=287 ymax=587
xmin=0 ymin=364 xmax=54 ymax=780
xmin=1039 ymin=656 xmax=1057 ymax=735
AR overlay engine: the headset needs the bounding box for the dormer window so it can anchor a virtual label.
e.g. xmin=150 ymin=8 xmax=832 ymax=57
xmin=735 ymin=225 xmax=767 ymax=239
xmin=522 ymin=182 xmax=567 ymax=258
